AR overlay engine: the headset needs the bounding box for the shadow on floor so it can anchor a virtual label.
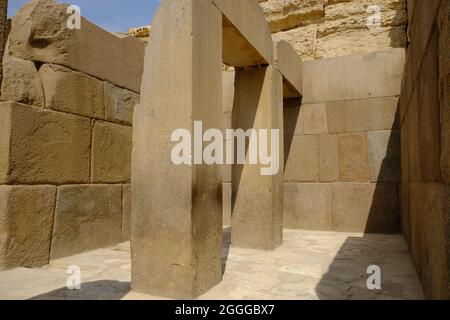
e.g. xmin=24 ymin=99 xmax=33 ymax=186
xmin=314 ymin=234 xmax=424 ymax=300
xmin=29 ymin=280 xmax=131 ymax=300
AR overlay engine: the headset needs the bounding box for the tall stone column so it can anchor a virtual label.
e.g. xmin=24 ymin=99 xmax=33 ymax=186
xmin=231 ymin=65 xmax=284 ymax=250
xmin=0 ymin=0 xmax=8 ymax=87
xmin=131 ymin=0 xmax=223 ymax=299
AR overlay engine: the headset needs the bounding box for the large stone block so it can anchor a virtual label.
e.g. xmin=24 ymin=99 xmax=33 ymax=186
xmin=1 ymin=54 xmax=44 ymax=107
xmin=50 ymin=184 xmax=122 ymax=259
xmin=303 ymin=49 xmax=405 ymax=103
xmin=406 ymin=89 xmax=422 ymax=182
xmin=408 ymin=182 xmax=449 ymax=299
xmin=417 ymin=33 xmax=442 ymax=183
xmin=332 ymin=182 xmax=400 ymax=233
xmin=272 ymin=24 xmax=318 ymax=61
xmin=367 ymin=130 xmax=401 ymax=183
xmin=260 ymin=0 xmax=324 ymax=33
xmin=326 ymin=96 xmax=399 ymax=134
xmin=302 ymin=103 xmax=328 ymax=134
xmin=39 ymin=64 xmax=105 ymax=119
xmin=321 ymin=0 xmax=407 ymax=33
xmin=285 ymin=135 xmax=319 ymax=182
xmin=315 ymin=0 xmax=407 ymax=58
xmin=104 ymin=81 xmax=139 ymax=125
xmin=319 ymin=134 xmax=339 ymax=182
xmin=122 ymin=184 xmax=131 ymax=241
xmin=284 ymin=183 xmax=332 ymax=231
xmin=0 ymin=101 xmax=91 ymax=184
xmin=0 ymin=185 xmax=56 ymax=270
xmin=440 ymin=2 xmax=450 ymax=183
xmin=338 ymin=133 xmax=370 ymax=182
xmin=316 ymin=26 xmax=407 ymax=60
xmin=213 ymin=0 xmax=274 ymax=66
xmin=9 ymin=0 xmax=144 ymax=92
xmin=91 ymin=121 xmax=132 ymax=183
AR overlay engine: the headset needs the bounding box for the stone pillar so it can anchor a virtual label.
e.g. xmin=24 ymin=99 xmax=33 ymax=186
xmin=231 ymin=65 xmax=284 ymax=250
xmin=131 ymin=0 xmax=223 ymax=299
xmin=0 ymin=0 xmax=8 ymax=87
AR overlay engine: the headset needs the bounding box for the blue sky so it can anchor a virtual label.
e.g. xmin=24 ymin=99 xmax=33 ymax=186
xmin=9 ymin=0 xmax=160 ymax=32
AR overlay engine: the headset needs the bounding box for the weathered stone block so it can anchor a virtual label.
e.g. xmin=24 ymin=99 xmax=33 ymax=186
xmin=104 ymin=81 xmax=139 ymax=125
xmin=303 ymin=49 xmax=405 ymax=103
xmin=0 ymin=185 xmax=56 ymax=270
xmin=406 ymin=90 xmax=422 ymax=182
xmin=316 ymin=27 xmax=407 ymax=60
xmin=122 ymin=184 xmax=131 ymax=241
xmin=332 ymin=182 xmax=400 ymax=233
xmin=285 ymin=135 xmax=319 ymax=182
xmin=1 ymin=54 xmax=44 ymax=107
xmin=9 ymin=0 xmax=144 ymax=92
xmin=39 ymin=64 xmax=104 ymax=119
xmin=302 ymin=103 xmax=328 ymax=134
xmin=272 ymin=24 xmax=318 ymax=61
xmin=319 ymin=134 xmax=339 ymax=182
xmin=367 ymin=130 xmax=401 ymax=183
xmin=50 ymin=184 xmax=122 ymax=259
xmin=260 ymin=0 xmax=324 ymax=33
xmin=326 ymin=97 xmax=399 ymax=133
xmin=321 ymin=0 xmax=407 ymax=33
xmin=338 ymin=133 xmax=370 ymax=182
xmin=0 ymin=101 xmax=91 ymax=184
xmin=91 ymin=121 xmax=132 ymax=183
xmin=417 ymin=35 xmax=442 ymax=183
xmin=285 ymin=183 xmax=332 ymax=230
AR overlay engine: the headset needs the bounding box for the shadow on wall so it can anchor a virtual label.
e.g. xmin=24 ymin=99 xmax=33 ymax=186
xmin=29 ymin=280 xmax=130 ymax=300
xmin=311 ymin=114 xmax=415 ymax=299
xmin=316 ymin=3 xmax=410 ymax=298
xmin=310 ymin=76 xmax=404 ymax=299
xmin=281 ymin=3 xmax=409 ymax=298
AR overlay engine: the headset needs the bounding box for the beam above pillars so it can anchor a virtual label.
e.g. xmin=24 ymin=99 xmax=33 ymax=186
xmin=213 ymin=0 xmax=273 ymax=66
xmin=274 ymin=40 xmax=304 ymax=98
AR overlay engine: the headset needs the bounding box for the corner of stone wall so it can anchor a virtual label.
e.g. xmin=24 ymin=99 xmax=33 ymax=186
xmin=0 ymin=0 xmax=142 ymax=270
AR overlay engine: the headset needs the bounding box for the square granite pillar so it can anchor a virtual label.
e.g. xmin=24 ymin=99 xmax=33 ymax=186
xmin=131 ymin=0 xmax=223 ymax=299
xmin=231 ymin=65 xmax=284 ymax=250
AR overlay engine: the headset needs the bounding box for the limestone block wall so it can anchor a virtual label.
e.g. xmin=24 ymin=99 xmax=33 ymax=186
xmin=283 ymin=48 xmax=404 ymax=233
xmin=0 ymin=0 xmax=144 ymax=270
xmin=399 ymin=0 xmax=449 ymax=299
xmin=259 ymin=0 xmax=407 ymax=60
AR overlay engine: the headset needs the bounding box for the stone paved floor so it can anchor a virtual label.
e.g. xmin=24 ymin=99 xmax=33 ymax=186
xmin=0 ymin=230 xmax=424 ymax=300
